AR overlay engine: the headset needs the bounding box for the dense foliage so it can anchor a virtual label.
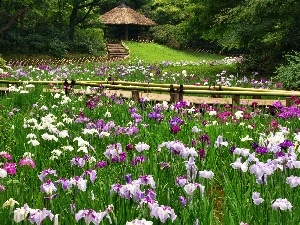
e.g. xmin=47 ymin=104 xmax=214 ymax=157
xmin=149 ymin=0 xmax=300 ymax=76
xmin=0 ymin=55 xmax=6 ymax=68
xmin=0 ymin=0 xmax=148 ymax=58
xmin=275 ymin=51 xmax=300 ymax=91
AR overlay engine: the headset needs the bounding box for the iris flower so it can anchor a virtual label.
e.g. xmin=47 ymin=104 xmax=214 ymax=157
xmin=184 ymin=183 xmax=205 ymax=196
xmin=3 ymin=162 xmax=17 ymax=175
xmin=241 ymin=135 xmax=253 ymax=142
xmin=70 ymin=176 xmax=87 ymax=192
xmin=75 ymin=209 xmax=108 ymax=225
xmin=150 ymin=204 xmax=177 ymax=223
xmin=0 ymin=168 xmax=7 ymax=178
xmin=2 ymin=198 xmax=19 ymax=209
xmin=199 ymin=170 xmax=214 ymax=179
xmin=13 ymin=204 xmax=32 ymax=223
xmin=214 ymin=135 xmax=228 ymax=147
xmin=286 ymin=175 xmax=300 ymax=188
xmin=271 ymin=198 xmax=292 ymax=211
xmin=38 ymin=169 xmax=57 ymax=182
xmin=40 ymin=180 xmax=57 ymax=195
xmin=135 ymin=142 xmax=150 ymax=152
xmin=28 ymin=208 xmax=54 ymax=225
xmin=252 ymin=192 xmax=264 ymax=205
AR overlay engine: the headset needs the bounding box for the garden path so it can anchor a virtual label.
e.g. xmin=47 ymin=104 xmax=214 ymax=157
xmin=103 ymin=89 xmax=286 ymax=107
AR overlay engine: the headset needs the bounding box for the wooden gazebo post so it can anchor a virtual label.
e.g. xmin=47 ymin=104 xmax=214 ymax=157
xmin=125 ymin=24 xmax=129 ymax=41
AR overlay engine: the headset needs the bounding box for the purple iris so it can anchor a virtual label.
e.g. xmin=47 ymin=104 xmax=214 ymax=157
xmin=171 ymin=125 xmax=181 ymax=134
xmin=148 ymin=111 xmax=164 ymax=121
xmin=95 ymin=161 xmax=107 ymax=169
xmin=131 ymin=155 xmax=146 ymax=166
xmin=126 ymin=143 xmax=134 ymax=151
xmin=197 ymin=149 xmax=206 ymax=160
xmin=250 ymin=142 xmax=259 ymax=150
xmin=169 ymin=116 xmax=184 ymax=126
xmin=198 ymin=134 xmax=210 ymax=145
xmin=125 ymin=174 xmax=132 ymax=183
xmin=179 ymin=196 xmax=187 ymax=206
xmin=111 ymin=152 xmax=126 ymax=163
xmin=255 ymin=146 xmax=268 ymax=154
xmin=279 ymin=140 xmax=294 ymax=150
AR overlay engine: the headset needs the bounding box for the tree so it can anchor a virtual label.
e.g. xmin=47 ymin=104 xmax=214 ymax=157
xmin=0 ymin=0 xmax=34 ymax=33
xmin=149 ymin=0 xmax=189 ymax=25
xmin=181 ymin=0 xmax=241 ymax=50
xmin=183 ymin=0 xmax=300 ymax=75
xmin=0 ymin=0 xmax=108 ymax=55
xmin=209 ymin=0 xmax=300 ymax=74
xmin=68 ymin=0 xmax=104 ymax=40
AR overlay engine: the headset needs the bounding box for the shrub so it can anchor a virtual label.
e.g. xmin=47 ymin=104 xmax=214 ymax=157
xmin=0 ymin=31 xmax=26 ymax=53
xmin=150 ymin=24 xmax=187 ymax=49
xmin=72 ymin=28 xmax=105 ymax=56
xmin=0 ymin=54 xmax=6 ymax=68
xmin=275 ymin=51 xmax=300 ymax=90
xmin=49 ymin=39 xmax=68 ymax=58
xmin=24 ymin=34 xmax=48 ymax=54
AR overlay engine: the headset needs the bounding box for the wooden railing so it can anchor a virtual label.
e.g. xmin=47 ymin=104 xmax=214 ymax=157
xmin=1 ymin=79 xmax=300 ymax=107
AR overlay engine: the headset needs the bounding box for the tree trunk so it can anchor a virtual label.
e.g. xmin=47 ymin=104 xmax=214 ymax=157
xmin=68 ymin=0 xmax=100 ymax=40
xmin=68 ymin=5 xmax=78 ymax=41
xmin=0 ymin=7 xmax=28 ymax=33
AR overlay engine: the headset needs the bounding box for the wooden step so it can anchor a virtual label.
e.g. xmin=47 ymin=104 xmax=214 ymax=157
xmin=107 ymin=45 xmax=124 ymax=48
xmin=107 ymin=42 xmax=129 ymax=59
xmin=107 ymin=43 xmax=122 ymax=46
xmin=107 ymin=48 xmax=126 ymax=52
xmin=109 ymin=51 xmax=127 ymax=54
xmin=107 ymin=45 xmax=123 ymax=48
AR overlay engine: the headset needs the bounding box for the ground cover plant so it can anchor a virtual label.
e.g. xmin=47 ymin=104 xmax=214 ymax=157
xmin=0 ymin=58 xmax=298 ymax=225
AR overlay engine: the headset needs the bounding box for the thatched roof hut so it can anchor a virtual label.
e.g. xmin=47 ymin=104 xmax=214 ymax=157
xmin=101 ymin=3 xmax=156 ymax=40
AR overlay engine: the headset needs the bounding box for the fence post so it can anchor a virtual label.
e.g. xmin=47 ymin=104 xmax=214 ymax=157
xmin=286 ymin=97 xmax=292 ymax=107
xmin=232 ymin=95 xmax=240 ymax=106
xmin=209 ymin=85 xmax=222 ymax=98
xmin=132 ymin=90 xmax=140 ymax=101
xmin=170 ymin=93 xmax=180 ymax=103
xmin=71 ymin=79 xmax=76 ymax=89
xmin=170 ymin=84 xmax=179 ymax=103
xmin=252 ymin=95 xmax=262 ymax=99
xmin=179 ymin=84 xmax=184 ymax=101
xmin=63 ymin=79 xmax=69 ymax=95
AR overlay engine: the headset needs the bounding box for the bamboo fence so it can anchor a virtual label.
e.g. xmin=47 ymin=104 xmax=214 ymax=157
xmin=0 ymin=79 xmax=299 ymax=107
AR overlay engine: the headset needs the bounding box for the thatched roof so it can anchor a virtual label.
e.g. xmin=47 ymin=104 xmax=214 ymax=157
xmin=101 ymin=3 xmax=156 ymax=26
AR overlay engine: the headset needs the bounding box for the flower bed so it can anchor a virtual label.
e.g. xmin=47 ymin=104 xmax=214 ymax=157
xmin=0 ymin=61 xmax=298 ymax=225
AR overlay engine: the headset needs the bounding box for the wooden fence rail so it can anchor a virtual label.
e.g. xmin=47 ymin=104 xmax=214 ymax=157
xmin=1 ymin=79 xmax=300 ymax=107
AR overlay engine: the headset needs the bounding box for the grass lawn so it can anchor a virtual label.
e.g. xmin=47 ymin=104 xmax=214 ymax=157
xmin=124 ymin=41 xmax=226 ymax=63
xmin=122 ymin=41 xmax=238 ymax=80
